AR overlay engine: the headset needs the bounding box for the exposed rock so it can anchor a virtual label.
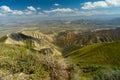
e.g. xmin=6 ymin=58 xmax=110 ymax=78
xmin=17 ymin=73 xmax=30 ymax=80
xmin=21 ymin=30 xmax=54 ymax=43
xmin=5 ymin=30 xmax=61 ymax=55
xmin=5 ymin=34 xmax=25 ymax=45
xmin=0 ymin=70 xmax=13 ymax=80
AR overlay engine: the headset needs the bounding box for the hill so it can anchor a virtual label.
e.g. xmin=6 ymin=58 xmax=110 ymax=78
xmin=65 ymin=41 xmax=120 ymax=66
xmin=0 ymin=43 xmax=69 ymax=80
xmin=1 ymin=30 xmax=61 ymax=55
xmin=56 ymin=28 xmax=120 ymax=54
xmin=64 ymin=41 xmax=120 ymax=80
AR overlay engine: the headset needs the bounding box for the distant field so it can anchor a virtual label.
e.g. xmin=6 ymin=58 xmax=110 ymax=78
xmin=0 ymin=27 xmax=24 ymax=37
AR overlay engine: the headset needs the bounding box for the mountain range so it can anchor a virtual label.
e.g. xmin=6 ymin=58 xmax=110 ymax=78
xmin=0 ymin=27 xmax=120 ymax=80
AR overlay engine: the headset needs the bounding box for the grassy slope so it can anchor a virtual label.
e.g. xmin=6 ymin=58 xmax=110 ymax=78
xmin=0 ymin=43 xmax=68 ymax=80
xmin=64 ymin=41 xmax=120 ymax=80
xmin=0 ymin=43 xmax=51 ymax=79
xmin=65 ymin=41 xmax=120 ymax=66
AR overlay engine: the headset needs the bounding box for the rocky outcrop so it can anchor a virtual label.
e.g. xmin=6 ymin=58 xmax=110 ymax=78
xmin=5 ymin=30 xmax=61 ymax=55
xmin=21 ymin=30 xmax=54 ymax=43
xmin=0 ymin=70 xmax=30 ymax=80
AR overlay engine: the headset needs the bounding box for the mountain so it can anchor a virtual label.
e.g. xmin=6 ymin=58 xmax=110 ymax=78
xmin=1 ymin=28 xmax=120 ymax=80
xmin=0 ymin=31 xmax=68 ymax=80
xmin=108 ymin=17 xmax=120 ymax=25
xmin=56 ymin=28 xmax=120 ymax=54
xmin=4 ymin=30 xmax=61 ymax=55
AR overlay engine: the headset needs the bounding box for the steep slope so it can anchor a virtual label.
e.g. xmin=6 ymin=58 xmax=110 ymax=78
xmin=21 ymin=30 xmax=54 ymax=42
xmin=65 ymin=41 xmax=120 ymax=66
xmin=56 ymin=28 xmax=120 ymax=53
xmin=5 ymin=30 xmax=61 ymax=55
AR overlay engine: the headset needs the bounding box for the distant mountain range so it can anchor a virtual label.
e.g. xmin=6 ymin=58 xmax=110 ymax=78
xmin=0 ymin=17 xmax=120 ymax=28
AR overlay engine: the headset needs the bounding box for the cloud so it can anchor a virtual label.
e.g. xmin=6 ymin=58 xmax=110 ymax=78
xmin=12 ymin=10 xmax=24 ymax=15
xmin=0 ymin=4 xmax=119 ymax=18
xmin=82 ymin=1 xmax=108 ymax=9
xmin=0 ymin=5 xmax=37 ymax=16
xmin=44 ymin=8 xmax=74 ymax=13
xmin=24 ymin=11 xmax=33 ymax=15
xmin=82 ymin=0 xmax=120 ymax=9
xmin=0 ymin=6 xmax=24 ymax=15
xmin=27 ymin=6 xmax=36 ymax=11
xmin=53 ymin=3 xmax=60 ymax=6
xmin=106 ymin=0 xmax=120 ymax=6
xmin=0 ymin=6 xmax=12 ymax=12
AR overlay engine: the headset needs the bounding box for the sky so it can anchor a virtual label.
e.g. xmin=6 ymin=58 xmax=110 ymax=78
xmin=0 ymin=0 xmax=120 ymax=20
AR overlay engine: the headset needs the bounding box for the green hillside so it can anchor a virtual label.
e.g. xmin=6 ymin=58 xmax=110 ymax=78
xmin=65 ymin=41 xmax=120 ymax=66
xmin=64 ymin=41 xmax=120 ymax=80
xmin=0 ymin=43 xmax=68 ymax=80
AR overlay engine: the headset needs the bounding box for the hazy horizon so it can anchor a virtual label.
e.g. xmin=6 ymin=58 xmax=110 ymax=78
xmin=0 ymin=0 xmax=120 ymax=22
